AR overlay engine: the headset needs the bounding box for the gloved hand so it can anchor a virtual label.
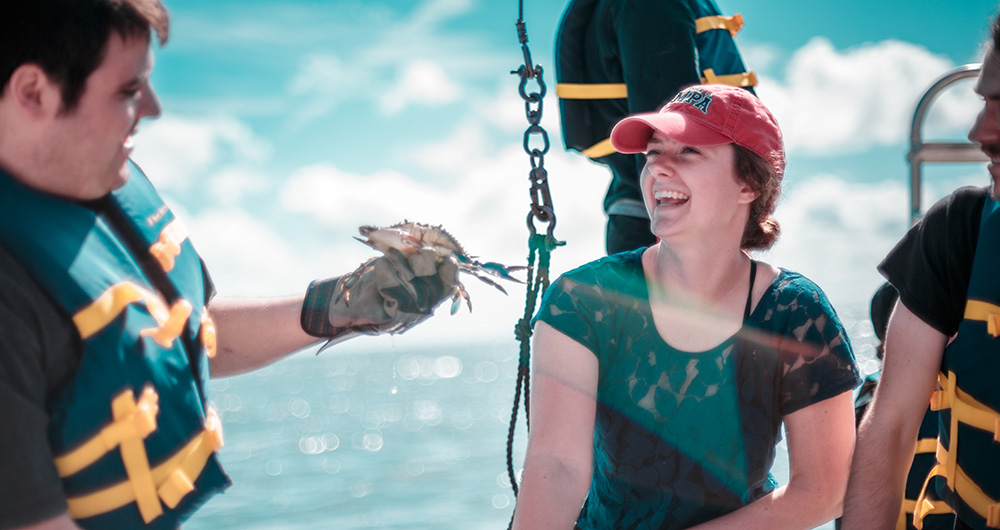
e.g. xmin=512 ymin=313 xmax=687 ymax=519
xmin=301 ymin=247 xmax=459 ymax=344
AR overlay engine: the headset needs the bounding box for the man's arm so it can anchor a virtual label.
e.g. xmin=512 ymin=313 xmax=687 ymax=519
xmin=841 ymin=300 xmax=948 ymax=529
xmin=208 ymin=295 xmax=316 ymax=378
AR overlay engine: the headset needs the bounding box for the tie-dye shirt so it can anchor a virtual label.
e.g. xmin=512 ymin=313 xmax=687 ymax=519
xmin=533 ymin=249 xmax=859 ymax=530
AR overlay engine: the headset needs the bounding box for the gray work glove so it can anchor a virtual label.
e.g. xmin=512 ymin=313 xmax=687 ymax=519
xmin=301 ymin=248 xmax=459 ymax=347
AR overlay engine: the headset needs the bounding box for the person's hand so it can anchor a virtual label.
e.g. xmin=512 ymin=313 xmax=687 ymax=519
xmin=300 ymin=248 xmax=459 ymax=344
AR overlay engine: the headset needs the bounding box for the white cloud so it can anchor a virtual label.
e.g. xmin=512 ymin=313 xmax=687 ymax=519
xmin=758 ymin=37 xmax=979 ymax=156
xmin=756 ymin=176 xmax=909 ymax=317
xmin=132 ymin=114 xmax=271 ymax=191
xmin=379 ymin=59 xmax=462 ymax=115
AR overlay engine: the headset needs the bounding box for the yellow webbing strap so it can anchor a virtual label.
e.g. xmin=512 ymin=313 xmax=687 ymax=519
xmin=701 ymin=69 xmax=758 ymax=88
xmin=695 ymin=13 xmax=744 ymax=36
xmin=200 ymin=310 xmax=217 ymax=359
xmin=555 ymin=83 xmax=628 ymax=99
xmin=965 ymin=300 xmax=1000 ymax=337
xmin=914 ymin=371 xmax=1000 ymax=528
xmin=54 ymin=387 xmax=159 ymax=477
xmin=139 ymin=299 xmax=193 ymax=349
xmin=73 ymin=282 xmax=169 ymax=340
xmin=915 ymin=437 xmax=938 ymax=454
xmin=149 ymin=219 xmax=188 ymax=273
xmin=929 ymin=371 xmax=1000 ymax=442
xmin=65 ymin=408 xmax=224 ymax=522
xmin=60 ymin=387 xmax=163 ymax=522
xmin=582 ymin=138 xmax=616 ymax=159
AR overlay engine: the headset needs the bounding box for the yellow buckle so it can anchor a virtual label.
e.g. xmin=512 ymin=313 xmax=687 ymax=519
xmin=140 ymin=299 xmax=193 ymax=349
xmin=695 ymin=13 xmax=744 ymax=36
xmin=149 ymin=220 xmax=188 ymax=272
xmin=200 ymin=310 xmax=218 ymax=359
xmin=989 ymin=503 xmax=1000 ymax=527
xmin=964 ymin=300 xmax=1000 ymax=337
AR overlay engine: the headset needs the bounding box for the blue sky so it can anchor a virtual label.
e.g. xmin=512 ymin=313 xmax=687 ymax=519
xmin=132 ymin=0 xmax=1000 ymax=354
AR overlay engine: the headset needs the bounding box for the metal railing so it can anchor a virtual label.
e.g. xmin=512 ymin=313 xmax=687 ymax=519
xmin=908 ymin=63 xmax=987 ymax=225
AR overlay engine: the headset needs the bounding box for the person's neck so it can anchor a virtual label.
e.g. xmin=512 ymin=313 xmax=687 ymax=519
xmin=643 ymin=240 xmax=750 ymax=309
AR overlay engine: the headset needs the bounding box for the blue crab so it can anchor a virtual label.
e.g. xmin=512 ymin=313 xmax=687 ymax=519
xmin=339 ymin=221 xmax=524 ymax=315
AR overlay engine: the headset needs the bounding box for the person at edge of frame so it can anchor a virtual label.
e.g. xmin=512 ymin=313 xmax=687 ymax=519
xmin=0 ymin=1 xmax=458 ymax=529
xmin=835 ymin=283 xmax=953 ymax=530
xmin=842 ymin=9 xmax=1000 ymax=530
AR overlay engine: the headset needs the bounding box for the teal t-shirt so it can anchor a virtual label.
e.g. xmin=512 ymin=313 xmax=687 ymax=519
xmin=533 ymin=249 xmax=860 ymax=530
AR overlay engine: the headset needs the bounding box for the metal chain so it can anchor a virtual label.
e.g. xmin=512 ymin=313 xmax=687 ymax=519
xmin=505 ymin=1 xmax=565 ymax=519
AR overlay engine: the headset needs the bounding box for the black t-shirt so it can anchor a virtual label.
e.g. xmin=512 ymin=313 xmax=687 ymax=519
xmin=878 ymin=186 xmax=988 ymax=336
xmin=0 ymin=243 xmax=80 ymax=527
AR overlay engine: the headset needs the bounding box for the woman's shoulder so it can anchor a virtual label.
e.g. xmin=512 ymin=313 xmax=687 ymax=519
xmin=556 ymin=247 xmax=645 ymax=284
xmin=755 ymin=264 xmax=838 ymax=316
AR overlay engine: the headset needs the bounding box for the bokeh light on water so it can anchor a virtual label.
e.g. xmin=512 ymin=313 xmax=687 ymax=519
xmin=188 ymin=316 xmax=879 ymax=530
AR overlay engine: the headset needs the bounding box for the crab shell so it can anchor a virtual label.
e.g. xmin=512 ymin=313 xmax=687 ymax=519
xmin=348 ymin=221 xmax=524 ymax=316
xmin=358 ymin=222 xmax=469 ymax=261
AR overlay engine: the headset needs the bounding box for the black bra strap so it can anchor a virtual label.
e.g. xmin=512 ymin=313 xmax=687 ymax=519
xmin=743 ymin=260 xmax=757 ymax=322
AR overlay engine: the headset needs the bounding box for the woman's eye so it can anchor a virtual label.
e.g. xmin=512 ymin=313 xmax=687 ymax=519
xmin=681 ymin=146 xmax=700 ymax=154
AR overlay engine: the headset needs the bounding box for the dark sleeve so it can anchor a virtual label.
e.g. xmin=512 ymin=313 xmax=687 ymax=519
xmin=878 ymin=186 xmax=986 ymax=337
xmin=615 ymin=0 xmax=700 ymax=115
xmin=777 ymin=276 xmax=861 ymax=416
xmin=0 ymin=248 xmax=78 ymax=528
xmin=532 ymin=272 xmax=605 ymax=357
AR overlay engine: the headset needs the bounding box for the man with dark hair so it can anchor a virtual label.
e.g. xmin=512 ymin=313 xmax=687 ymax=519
xmin=554 ymin=0 xmax=756 ymax=255
xmin=0 ymin=1 xmax=456 ymax=528
xmin=842 ymin=10 xmax=1000 ymax=530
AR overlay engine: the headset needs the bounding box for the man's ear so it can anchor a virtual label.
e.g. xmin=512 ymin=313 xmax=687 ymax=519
xmin=5 ymin=64 xmax=62 ymax=118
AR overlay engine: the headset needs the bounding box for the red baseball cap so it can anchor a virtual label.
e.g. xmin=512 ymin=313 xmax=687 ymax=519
xmin=610 ymin=84 xmax=785 ymax=177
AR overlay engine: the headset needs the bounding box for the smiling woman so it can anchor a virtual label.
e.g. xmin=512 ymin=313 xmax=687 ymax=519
xmin=510 ymin=84 xmax=861 ymax=530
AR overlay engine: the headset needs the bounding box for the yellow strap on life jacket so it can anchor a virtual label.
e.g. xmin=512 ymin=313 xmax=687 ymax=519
xmin=54 ymin=387 xmax=159 ymax=477
xmin=964 ymin=299 xmax=1000 ymax=338
xmin=65 ymin=408 xmax=224 ymax=522
xmin=900 ymin=497 xmax=953 ymax=530
xmin=139 ymin=299 xmax=193 ymax=349
xmin=149 ymin=219 xmax=188 ymax=273
xmin=701 ymin=69 xmax=758 ymax=88
xmin=915 ymin=437 xmax=938 ymax=454
xmin=929 ymin=371 xmax=1000 ymax=442
xmin=914 ymin=371 xmax=1000 ymax=528
xmin=582 ymin=139 xmax=617 ymax=159
xmin=695 ymin=14 xmax=745 ymax=36
xmin=73 ymin=282 xmax=170 ymax=340
xmin=555 ymin=83 xmax=628 ymax=100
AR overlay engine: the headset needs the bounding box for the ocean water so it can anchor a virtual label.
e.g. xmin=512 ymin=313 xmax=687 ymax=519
xmin=186 ymin=329 xmax=877 ymax=530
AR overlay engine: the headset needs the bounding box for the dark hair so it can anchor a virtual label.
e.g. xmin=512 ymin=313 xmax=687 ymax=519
xmin=0 ymin=0 xmax=169 ymax=113
xmin=734 ymin=144 xmax=781 ymax=250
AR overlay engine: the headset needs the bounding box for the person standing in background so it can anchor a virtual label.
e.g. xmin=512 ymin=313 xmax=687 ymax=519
xmin=555 ymin=0 xmax=756 ymax=254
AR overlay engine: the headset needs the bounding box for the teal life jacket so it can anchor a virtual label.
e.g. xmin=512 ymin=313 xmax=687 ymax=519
xmin=914 ymin=195 xmax=1000 ymax=529
xmin=0 ymin=162 xmax=229 ymax=529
